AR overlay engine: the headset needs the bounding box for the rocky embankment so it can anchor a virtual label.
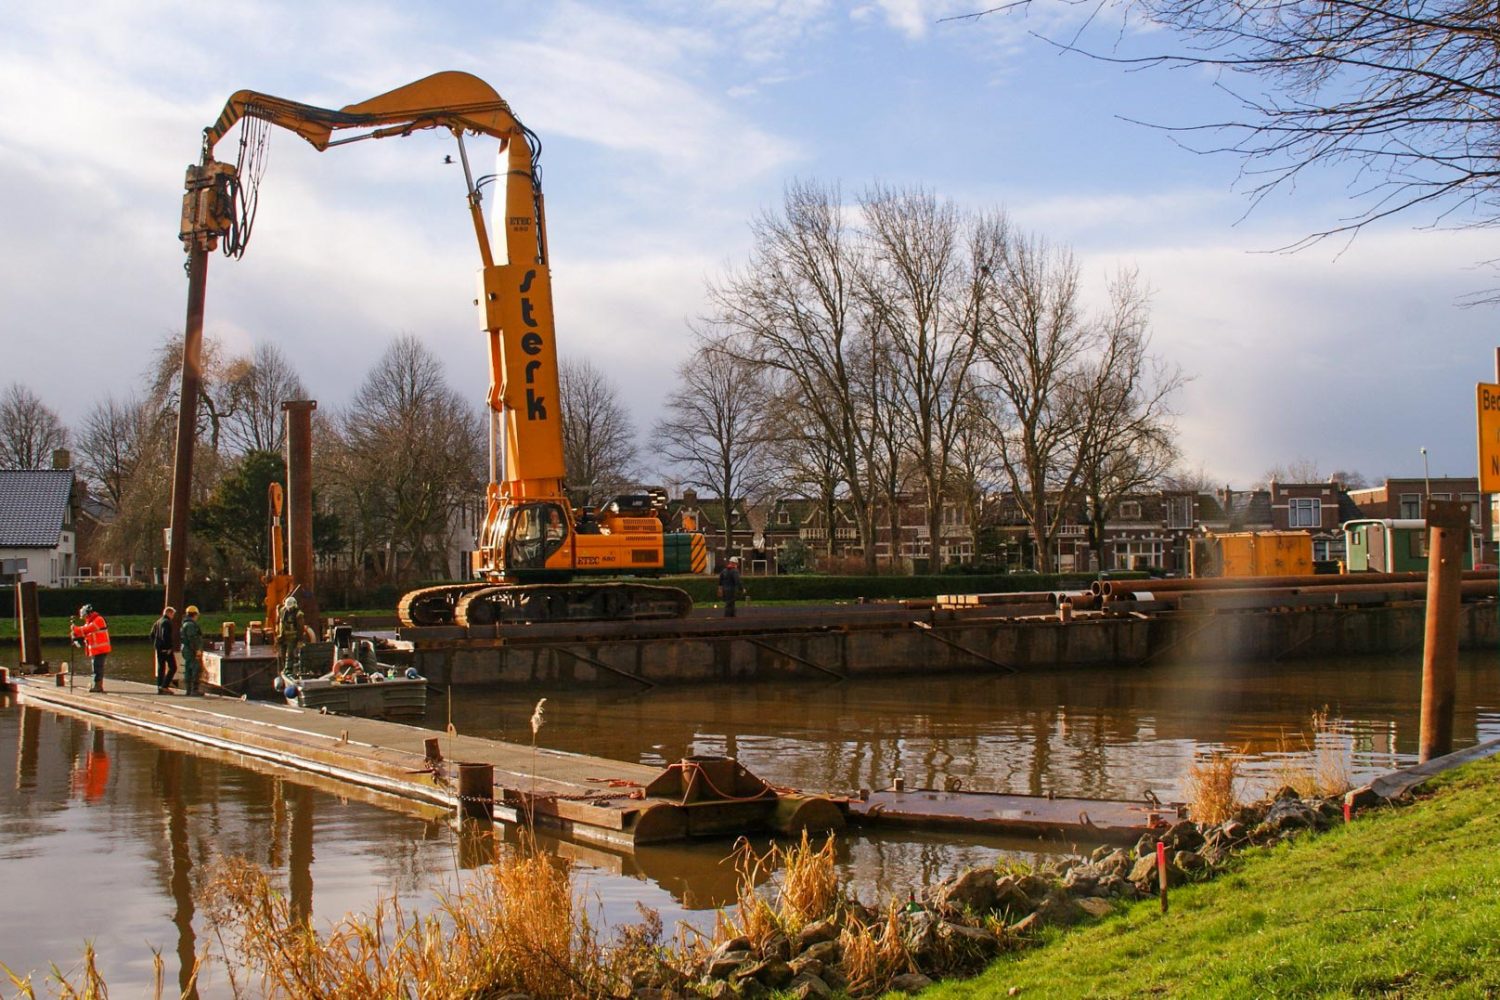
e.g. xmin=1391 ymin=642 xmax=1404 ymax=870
xmin=618 ymin=789 xmax=1349 ymax=999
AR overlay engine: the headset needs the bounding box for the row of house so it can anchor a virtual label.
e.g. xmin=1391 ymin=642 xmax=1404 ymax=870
xmin=671 ymin=477 xmax=1493 ymax=575
xmin=2 ymin=453 xmax=1492 ymax=586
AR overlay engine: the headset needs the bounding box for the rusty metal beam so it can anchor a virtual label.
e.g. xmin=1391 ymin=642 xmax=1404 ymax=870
xmin=282 ymin=400 xmax=318 ymax=629
xmin=164 ymin=247 xmax=209 ymax=613
xmin=548 ymin=644 xmax=654 ymax=687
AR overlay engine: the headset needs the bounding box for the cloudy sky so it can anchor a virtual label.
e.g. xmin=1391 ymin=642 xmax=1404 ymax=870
xmin=2 ymin=0 xmax=1495 ymax=487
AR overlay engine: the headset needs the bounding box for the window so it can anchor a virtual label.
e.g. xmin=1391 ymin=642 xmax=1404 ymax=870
xmin=1119 ymin=501 xmax=1141 ymax=520
xmin=1461 ymin=493 xmax=1482 ymax=527
xmin=1167 ymin=496 xmax=1193 ymax=529
xmin=1399 ymin=493 xmax=1422 ymax=519
xmin=1430 ymin=492 xmax=1451 ymax=501
xmin=1288 ymin=497 xmax=1321 ymax=528
xmin=1112 ymin=540 xmax=1163 ymax=570
xmin=777 ymin=509 xmax=790 ymax=525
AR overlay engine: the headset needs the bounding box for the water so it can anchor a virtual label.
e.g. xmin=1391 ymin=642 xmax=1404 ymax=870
xmin=4 ymin=644 xmax=1497 ymax=993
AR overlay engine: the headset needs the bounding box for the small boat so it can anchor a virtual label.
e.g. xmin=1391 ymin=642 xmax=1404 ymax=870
xmin=278 ymin=634 xmax=427 ymax=720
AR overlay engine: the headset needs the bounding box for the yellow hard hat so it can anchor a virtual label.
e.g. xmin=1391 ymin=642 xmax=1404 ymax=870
xmin=185 ymin=605 xmax=200 ymax=615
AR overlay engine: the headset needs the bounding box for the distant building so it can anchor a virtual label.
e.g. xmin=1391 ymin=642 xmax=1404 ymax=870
xmin=1346 ymin=477 xmax=1489 ymax=565
xmin=0 ymin=455 xmax=80 ymax=587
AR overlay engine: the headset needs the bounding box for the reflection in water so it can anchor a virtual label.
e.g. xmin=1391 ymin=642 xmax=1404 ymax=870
xmin=432 ymin=651 xmax=1499 ymax=803
xmin=0 ymin=649 xmax=1495 ymax=994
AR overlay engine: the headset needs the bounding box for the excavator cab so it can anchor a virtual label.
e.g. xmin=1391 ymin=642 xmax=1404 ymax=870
xmin=504 ymin=501 xmax=571 ymax=571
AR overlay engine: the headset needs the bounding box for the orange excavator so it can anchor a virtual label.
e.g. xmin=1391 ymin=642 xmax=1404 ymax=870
xmin=182 ymin=72 xmax=705 ymax=626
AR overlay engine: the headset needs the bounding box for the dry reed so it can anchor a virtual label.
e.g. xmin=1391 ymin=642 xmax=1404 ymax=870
xmin=716 ymin=831 xmax=841 ymax=947
xmin=1272 ymin=707 xmax=1353 ymax=799
xmin=202 ymin=833 xmax=609 ymax=999
xmin=1185 ymin=750 xmax=1242 ymax=825
xmin=838 ymin=899 xmax=916 ymax=997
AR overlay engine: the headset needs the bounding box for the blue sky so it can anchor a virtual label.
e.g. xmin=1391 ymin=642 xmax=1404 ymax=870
xmin=2 ymin=0 xmax=1496 ymax=487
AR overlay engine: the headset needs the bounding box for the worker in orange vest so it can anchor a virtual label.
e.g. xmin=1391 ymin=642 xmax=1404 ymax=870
xmin=70 ymin=604 xmax=112 ymax=693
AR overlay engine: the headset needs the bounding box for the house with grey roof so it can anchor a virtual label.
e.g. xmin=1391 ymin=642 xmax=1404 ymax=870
xmin=0 ymin=466 xmax=79 ymax=587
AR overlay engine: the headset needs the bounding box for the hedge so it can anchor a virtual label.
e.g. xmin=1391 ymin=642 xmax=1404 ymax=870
xmin=14 ymin=586 xmax=226 ymax=617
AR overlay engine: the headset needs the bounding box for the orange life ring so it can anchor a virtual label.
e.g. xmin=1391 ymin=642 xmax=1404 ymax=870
xmin=332 ymin=657 xmax=364 ymax=684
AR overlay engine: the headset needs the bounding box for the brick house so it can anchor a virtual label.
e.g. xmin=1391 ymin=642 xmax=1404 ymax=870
xmin=1346 ymin=477 xmax=1490 ymax=565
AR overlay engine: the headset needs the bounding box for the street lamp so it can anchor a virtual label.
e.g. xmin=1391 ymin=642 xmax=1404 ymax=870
xmin=1420 ymin=447 xmax=1431 ymax=497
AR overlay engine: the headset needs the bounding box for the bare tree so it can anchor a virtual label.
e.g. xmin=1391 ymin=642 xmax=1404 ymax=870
xmin=1072 ymin=270 xmax=1184 ymax=571
xmin=972 ymin=0 xmax=1500 ymax=255
xmin=328 ymin=335 xmax=483 ymax=582
xmin=0 ymin=383 xmax=68 ymax=470
xmin=75 ymin=395 xmax=155 ymax=507
xmin=711 ymin=179 xmax=882 ymax=572
xmin=976 ymin=229 xmax=1096 ymax=573
xmin=1262 ymin=458 xmax=1323 ymax=486
xmin=761 ymin=387 xmax=850 ymax=561
xmin=559 ymin=358 xmax=637 ymax=506
xmin=650 ymin=337 xmax=772 ymax=555
xmin=861 ymin=186 xmax=993 ymax=570
xmin=221 ymin=343 xmax=308 ymax=455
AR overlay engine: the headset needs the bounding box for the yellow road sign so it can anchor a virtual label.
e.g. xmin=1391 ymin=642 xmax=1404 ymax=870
xmin=1478 ymin=383 xmax=1500 ymax=491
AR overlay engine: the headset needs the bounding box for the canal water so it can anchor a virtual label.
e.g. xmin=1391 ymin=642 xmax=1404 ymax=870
xmin=3 ymin=643 xmax=1496 ymax=994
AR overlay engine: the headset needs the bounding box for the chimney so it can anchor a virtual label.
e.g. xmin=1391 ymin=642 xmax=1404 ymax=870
xmin=683 ymin=488 xmax=698 ymax=505
xmin=51 ymin=448 xmax=71 ymax=470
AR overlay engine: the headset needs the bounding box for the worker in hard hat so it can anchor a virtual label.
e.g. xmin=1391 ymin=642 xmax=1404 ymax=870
xmin=179 ymin=606 xmax=204 ymax=697
xmin=277 ymin=595 xmax=306 ymax=677
xmin=69 ymin=604 xmax=112 ymax=693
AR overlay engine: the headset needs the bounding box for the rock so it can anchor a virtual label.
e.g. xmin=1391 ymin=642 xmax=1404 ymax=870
xmin=1097 ymin=849 xmax=1132 ymax=878
xmin=1033 ymin=889 xmax=1086 ymax=927
xmin=800 ymin=939 xmax=839 ymax=966
xmin=1015 ymin=874 xmax=1050 ymax=901
xmin=707 ymin=951 xmax=752 ymax=979
xmin=1220 ymin=819 xmax=1247 ymax=843
xmin=1095 ymin=874 xmax=1130 ymax=897
xmin=753 ymin=959 xmax=794 ymax=989
xmin=630 ymin=990 xmax=678 ymax=1000
xmin=900 ymin=909 xmax=942 ymax=961
xmin=1009 ymin=912 xmax=1041 ymax=935
xmin=794 ymin=916 xmax=840 ymax=954
xmin=1272 ymin=785 xmax=1301 ymax=801
xmin=1134 ymin=832 xmax=1156 ymax=858
xmin=712 ymin=936 xmax=753 ymax=960
xmin=762 ymin=933 xmax=791 ymax=963
xmin=1174 ymin=849 xmax=1207 ymax=873
xmin=939 ymin=919 xmax=1003 ymax=958
xmin=699 ymin=983 xmax=734 ymax=1000
xmin=931 ymin=866 xmax=999 ymax=913
xmin=888 ymin=972 xmax=935 ymax=993
xmin=994 ymin=875 xmax=1034 ymax=915
xmin=1128 ymin=855 xmax=1159 ymax=885
xmin=1264 ymin=798 xmax=1319 ymax=832
xmin=1160 ymin=819 xmax=1205 ymax=852
xmin=1075 ymin=896 xmax=1114 ymax=919
xmin=1345 ymin=785 xmax=1381 ymax=812
xmin=788 ymin=956 xmax=824 ymax=979
xmin=786 ymin=972 xmax=833 ymax=999
xmin=1090 ymin=844 xmax=1111 ymax=864
xmin=1063 ymin=866 xmax=1100 ymax=896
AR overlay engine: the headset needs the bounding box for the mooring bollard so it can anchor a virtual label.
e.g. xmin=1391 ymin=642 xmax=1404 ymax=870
xmin=56 ymin=663 xmax=69 ymax=687
xmin=1058 ymin=599 xmax=1074 ymax=623
xmin=457 ymin=762 xmax=494 ymax=821
xmin=424 ymin=736 xmax=443 ymax=764
xmin=221 ymin=621 xmax=237 ymax=653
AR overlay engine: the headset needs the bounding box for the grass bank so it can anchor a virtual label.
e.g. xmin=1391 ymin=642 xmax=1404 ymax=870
xmin=904 ymin=757 xmax=1500 ymax=999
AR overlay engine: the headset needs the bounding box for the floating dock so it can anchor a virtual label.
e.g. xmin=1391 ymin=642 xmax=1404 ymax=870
xmin=12 ymin=676 xmax=841 ymax=851
xmin=9 ymin=672 xmax=1180 ymax=851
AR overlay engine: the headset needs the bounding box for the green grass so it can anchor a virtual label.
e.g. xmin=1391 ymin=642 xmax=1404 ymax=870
xmin=899 ymin=758 xmax=1500 ymax=999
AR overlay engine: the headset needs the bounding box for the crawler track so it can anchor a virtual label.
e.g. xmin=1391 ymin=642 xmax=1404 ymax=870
xmin=398 ymin=581 xmax=692 ymax=627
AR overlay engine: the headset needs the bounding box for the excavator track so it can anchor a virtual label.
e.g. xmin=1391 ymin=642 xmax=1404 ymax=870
xmin=453 ymin=582 xmax=693 ymax=626
xmin=397 ymin=583 xmax=492 ymax=628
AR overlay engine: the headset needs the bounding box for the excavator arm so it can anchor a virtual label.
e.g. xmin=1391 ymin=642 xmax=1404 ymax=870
xmin=181 ymin=72 xmax=567 ymax=515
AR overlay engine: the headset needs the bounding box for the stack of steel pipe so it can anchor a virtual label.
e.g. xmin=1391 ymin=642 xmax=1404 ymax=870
xmin=1095 ymin=570 xmax=1498 ymax=612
